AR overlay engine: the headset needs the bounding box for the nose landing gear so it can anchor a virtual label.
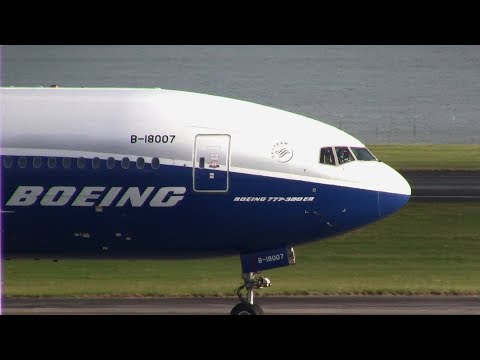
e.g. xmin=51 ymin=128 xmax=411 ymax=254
xmin=230 ymin=246 xmax=295 ymax=315
xmin=230 ymin=272 xmax=271 ymax=315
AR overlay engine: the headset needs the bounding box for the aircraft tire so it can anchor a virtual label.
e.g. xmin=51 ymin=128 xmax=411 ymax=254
xmin=230 ymin=303 xmax=264 ymax=315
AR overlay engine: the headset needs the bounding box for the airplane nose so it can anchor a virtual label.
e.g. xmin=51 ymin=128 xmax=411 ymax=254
xmin=378 ymin=169 xmax=411 ymax=218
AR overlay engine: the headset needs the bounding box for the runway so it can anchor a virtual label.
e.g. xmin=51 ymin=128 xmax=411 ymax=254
xmin=401 ymin=170 xmax=480 ymax=201
xmin=3 ymin=296 xmax=480 ymax=315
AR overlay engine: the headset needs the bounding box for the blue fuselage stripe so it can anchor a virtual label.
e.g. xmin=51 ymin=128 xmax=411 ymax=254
xmin=1 ymin=156 xmax=408 ymax=256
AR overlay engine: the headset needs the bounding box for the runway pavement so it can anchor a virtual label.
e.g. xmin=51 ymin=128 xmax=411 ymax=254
xmin=401 ymin=170 xmax=480 ymax=201
xmin=3 ymin=296 xmax=480 ymax=315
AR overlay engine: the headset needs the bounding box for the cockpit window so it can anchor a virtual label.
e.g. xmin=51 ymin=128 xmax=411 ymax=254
xmin=350 ymin=147 xmax=377 ymax=161
xmin=320 ymin=147 xmax=336 ymax=165
xmin=335 ymin=147 xmax=355 ymax=164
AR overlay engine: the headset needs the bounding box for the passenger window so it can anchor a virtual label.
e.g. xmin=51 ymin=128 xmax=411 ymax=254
xmin=62 ymin=157 xmax=72 ymax=168
xmin=18 ymin=156 xmax=27 ymax=168
xmin=48 ymin=157 xmax=57 ymax=168
xmin=320 ymin=147 xmax=336 ymax=165
xmin=77 ymin=157 xmax=86 ymax=169
xmin=121 ymin=157 xmax=130 ymax=169
xmin=92 ymin=157 xmax=101 ymax=169
xmin=106 ymin=157 xmax=115 ymax=169
xmin=151 ymin=157 xmax=160 ymax=169
xmin=3 ymin=156 xmax=12 ymax=168
xmin=33 ymin=157 xmax=42 ymax=168
xmin=136 ymin=157 xmax=145 ymax=169
xmin=335 ymin=147 xmax=355 ymax=164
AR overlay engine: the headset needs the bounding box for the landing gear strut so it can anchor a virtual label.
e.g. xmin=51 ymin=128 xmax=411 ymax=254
xmin=230 ymin=272 xmax=271 ymax=315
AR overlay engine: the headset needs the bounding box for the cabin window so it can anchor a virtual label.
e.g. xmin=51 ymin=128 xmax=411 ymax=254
xmin=18 ymin=156 xmax=27 ymax=168
xmin=136 ymin=157 xmax=145 ymax=169
xmin=350 ymin=147 xmax=376 ymax=161
xmin=3 ymin=156 xmax=13 ymax=168
xmin=335 ymin=147 xmax=355 ymax=164
xmin=48 ymin=157 xmax=57 ymax=168
xmin=151 ymin=157 xmax=160 ymax=169
xmin=121 ymin=157 xmax=130 ymax=169
xmin=106 ymin=157 xmax=115 ymax=169
xmin=92 ymin=157 xmax=101 ymax=169
xmin=33 ymin=157 xmax=42 ymax=168
xmin=77 ymin=157 xmax=86 ymax=169
xmin=62 ymin=157 xmax=72 ymax=168
xmin=320 ymin=147 xmax=336 ymax=165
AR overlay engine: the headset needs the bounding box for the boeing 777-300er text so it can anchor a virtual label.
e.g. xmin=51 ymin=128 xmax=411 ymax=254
xmin=0 ymin=87 xmax=410 ymax=314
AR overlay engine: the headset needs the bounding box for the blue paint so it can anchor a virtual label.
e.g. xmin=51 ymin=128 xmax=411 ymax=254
xmin=240 ymin=247 xmax=291 ymax=273
xmin=378 ymin=191 xmax=410 ymax=218
xmin=1 ymin=156 xmax=409 ymax=256
xmin=194 ymin=168 xmax=228 ymax=191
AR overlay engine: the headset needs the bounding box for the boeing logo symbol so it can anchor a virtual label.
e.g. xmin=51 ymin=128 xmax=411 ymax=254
xmin=5 ymin=186 xmax=187 ymax=208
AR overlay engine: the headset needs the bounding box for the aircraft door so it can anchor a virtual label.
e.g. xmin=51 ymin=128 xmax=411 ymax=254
xmin=193 ymin=134 xmax=231 ymax=192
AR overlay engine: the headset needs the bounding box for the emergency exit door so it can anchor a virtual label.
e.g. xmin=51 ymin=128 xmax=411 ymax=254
xmin=194 ymin=134 xmax=231 ymax=192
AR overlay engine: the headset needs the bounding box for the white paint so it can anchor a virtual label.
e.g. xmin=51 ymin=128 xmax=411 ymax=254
xmin=5 ymin=186 xmax=44 ymax=206
xmin=0 ymin=87 xmax=411 ymax=197
xmin=40 ymin=186 xmax=76 ymax=206
xmin=116 ymin=187 xmax=155 ymax=207
xmin=71 ymin=187 xmax=106 ymax=207
xmin=149 ymin=187 xmax=186 ymax=207
xmin=98 ymin=187 xmax=123 ymax=207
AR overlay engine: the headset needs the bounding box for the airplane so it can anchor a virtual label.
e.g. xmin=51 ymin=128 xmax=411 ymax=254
xmin=0 ymin=86 xmax=411 ymax=315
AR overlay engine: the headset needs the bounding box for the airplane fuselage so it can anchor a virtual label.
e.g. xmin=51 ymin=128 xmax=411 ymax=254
xmin=1 ymin=87 xmax=410 ymax=256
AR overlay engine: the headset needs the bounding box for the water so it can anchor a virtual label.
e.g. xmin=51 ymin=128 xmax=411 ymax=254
xmin=2 ymin=45 xmax=480 ymax=144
